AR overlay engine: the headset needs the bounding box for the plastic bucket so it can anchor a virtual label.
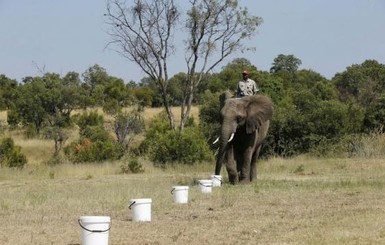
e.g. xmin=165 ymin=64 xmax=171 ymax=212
xmin=129 ymin=198 xmax=152 ymax=222
xmin=211 ymin=175 xmax=222 ymax=187
xmin=78 ymin=216 xmax=111 ymax=245
xmin=171 ymin=186 xmax=189 ymax=204
xmin=198 ymin=180 xmax=213 ymax=193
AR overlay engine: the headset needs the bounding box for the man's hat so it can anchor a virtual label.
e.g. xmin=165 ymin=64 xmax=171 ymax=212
xmin=242 ymin=70 xmax=250 ymax=75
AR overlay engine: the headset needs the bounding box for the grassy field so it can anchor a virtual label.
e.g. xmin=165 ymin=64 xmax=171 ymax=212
xmin=1 ymin=156 xmax=385 ymax=244
xmin=2 ymin=109 xmax=385 ymax=244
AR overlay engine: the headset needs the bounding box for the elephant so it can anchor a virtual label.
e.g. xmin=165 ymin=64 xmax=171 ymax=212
xmin=214 ymin=91 xmax=273 ymax=184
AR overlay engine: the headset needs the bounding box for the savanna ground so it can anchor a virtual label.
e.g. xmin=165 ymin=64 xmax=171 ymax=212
xmin=1 ymin=109 xmax=385 ymax=244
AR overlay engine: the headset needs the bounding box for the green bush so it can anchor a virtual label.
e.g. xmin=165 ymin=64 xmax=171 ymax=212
xmin=64 ymin=138 xmax=124 ymax=163
xmin=46 ymin=154 xmax=65 ymax=166
xmin=65 ymin=113 xmax=124 ymax=163
xmin=137 ymin=111 xmax=171 ymax=155
xmin=82 ymin=125 xmax=111 ymax=142
xmin=120 ymin=157 xmax=144 ymax=174
xmin=0 ymin=137 xmax=27 ymax=168
xmin=198 ymin=91 xmax=221 ymax=150
xmin=145 ymin=126 xmax=213 ymax=165
xmin=73 ymin=111 xmax=104 ymax=136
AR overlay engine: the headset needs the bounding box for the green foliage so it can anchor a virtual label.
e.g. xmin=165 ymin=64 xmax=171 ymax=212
xmin=141 ymin=113 xmax=213 ymax=165
xmin=65 ymin=111 xmax=124 ymax=163
xmin=133 ymin=87 xmax=154 ymax=107
xmin=10 ymin=72 xmax=83 ymax=134
xmin=6 ymin=109 xmax=20 ymax=129
xmin=64 ymin=137 xmax=124 ymax=163
xmin=73 ymin=111 xmax=104 ymax=136
xmin=333 ymin=60 xmax=385 ymax=132
xmin=0 ymin=75 xmax=18 ymax=110
xmin=217 ymin=58 xmax=257 ymax=91
xmin=0 ymin=137 xmax=27 ymax=168
xmin=270 ymin=54 xmax=302 ymax=74
xmin=102 ymin=77 xmax=130 ymax=114
xmin=120 ymin=157 xmax=144 ymax=174
xmin=148 ymin=127 xmax=213 ymax=165
xmin=198 ymin=91 xmax=221 ymax=148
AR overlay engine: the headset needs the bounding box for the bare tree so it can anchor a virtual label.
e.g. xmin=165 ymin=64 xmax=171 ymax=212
xmin=105 ymin=0 xmax=262 ymax=131
xmin=180 ymin=0 xmax=262 ymax=130
xmin=105 ymin=0 xmax=179 ymax=130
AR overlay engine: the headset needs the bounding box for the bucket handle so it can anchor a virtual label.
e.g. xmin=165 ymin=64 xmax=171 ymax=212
xmin=128 ymin=201 xmax=136 ymax=210
xmin=213 ymin=176 xmax=222 ymax=184
xmin=199 ymin=182 xmax=212 ymax=188
xmin=78 ymin=219 xmax=111 ymax=233
xmin=171 ymin=188 xmax=175 ymax=195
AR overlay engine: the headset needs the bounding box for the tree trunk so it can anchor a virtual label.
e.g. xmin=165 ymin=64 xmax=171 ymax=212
xmin=179 ymin=84 xmax=194 ymax=131
xmin=161 ymin=88 xmax=175 ymax=130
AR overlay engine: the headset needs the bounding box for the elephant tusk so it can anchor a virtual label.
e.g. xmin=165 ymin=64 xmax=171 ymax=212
xmin=212 ymin=137 xmax=220 ymax=145
xmin=228 ymin=133 xmax=235 ymax=142
xmin=214 ymin=148 xmax=219 ymax=156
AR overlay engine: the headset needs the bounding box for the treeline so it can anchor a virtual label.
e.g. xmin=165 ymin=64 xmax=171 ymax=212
xmin=1 ymin=55 xmax=385 ymax=168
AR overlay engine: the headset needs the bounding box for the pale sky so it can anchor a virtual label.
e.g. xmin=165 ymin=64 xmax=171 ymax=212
xmin=1 ymin=0 xmax=385 ymax=83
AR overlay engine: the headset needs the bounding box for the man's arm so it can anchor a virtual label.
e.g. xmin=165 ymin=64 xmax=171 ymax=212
xmin=253 ymin=81 xmax=259 ymax=94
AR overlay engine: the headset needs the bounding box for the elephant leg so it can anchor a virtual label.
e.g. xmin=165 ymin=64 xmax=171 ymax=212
xmin=226 ymin=146 xmax=238 ymax=184
xmin=250 ymin=145 xmax=262 ymax=182
xmin=239 ymin=147 xmax=253 ymax=184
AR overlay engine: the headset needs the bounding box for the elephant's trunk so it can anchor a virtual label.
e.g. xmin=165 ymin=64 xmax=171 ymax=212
xmin=214 ymin=124 xmax=234 ymax=175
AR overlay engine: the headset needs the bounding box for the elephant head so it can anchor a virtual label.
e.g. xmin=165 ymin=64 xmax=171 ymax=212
xmin=214 ymin=93 xmax=273 ymax=184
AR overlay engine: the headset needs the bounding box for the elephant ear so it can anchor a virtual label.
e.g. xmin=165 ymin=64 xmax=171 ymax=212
xmin=219 ymin=90 xmax=234 ymax=108
xmin=245 ymin=95 xmax=273 ymax=134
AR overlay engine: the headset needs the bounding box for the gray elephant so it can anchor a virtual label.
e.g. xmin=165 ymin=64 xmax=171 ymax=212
xmin=214 ymin=91 xmax=273 ymax=184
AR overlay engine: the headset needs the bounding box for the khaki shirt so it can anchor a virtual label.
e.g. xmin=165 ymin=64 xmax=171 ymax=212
xmin=236 ymin=79 xmax=259 ymax=97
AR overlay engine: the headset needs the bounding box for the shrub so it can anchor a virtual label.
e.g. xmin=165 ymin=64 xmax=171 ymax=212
xmin=82 ymin=125 xmax=111 ymax=142
xmin=73 ymin=111 xmax=104 ymax=136
xmin=0 ymin=137 xmax=27 ymax=168
xmin=145 ymin=125 xmax=213 ymax=165
xmin=46 ymin=154 xmax=65 ymax=166
xmin=64 ymin=137 xmax=124 ymax=163
xmin=65 ymin=113 xmax=124 ymax=163
xmin=198 ymin=91 xmax=221 ymax=150
xmin=114 ymin=111 xmax=144 ymax=147
xmin=6 ymin=109 xmax=20 ymax=129
xmin=120 ymin=157 xmax=144 ymax=174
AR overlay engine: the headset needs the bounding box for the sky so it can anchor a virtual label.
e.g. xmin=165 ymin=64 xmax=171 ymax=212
xmin=1 ymin=0 xmax=385 ymax=83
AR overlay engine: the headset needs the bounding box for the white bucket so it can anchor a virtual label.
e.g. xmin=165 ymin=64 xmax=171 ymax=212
xmin=129 ymin=198 xmax=152 ymax=222
xmin=198 ymin=179 xmax=213 ymax=193
xmin=211 ymin=175 xmax=222 ymax=187
xmin=171 ymin=186 xmax=189 ymax=204
xmin=78 ymin=216 xmax=111 ymax=245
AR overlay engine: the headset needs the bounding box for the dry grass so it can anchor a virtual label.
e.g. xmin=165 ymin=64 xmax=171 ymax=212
xmin=2 ymin=109 xmax=385 ymax=244
xmin=1 ymin=157 xmax=385 ymax=244
xmin=0 ymin=110 xmax=6 ymax=122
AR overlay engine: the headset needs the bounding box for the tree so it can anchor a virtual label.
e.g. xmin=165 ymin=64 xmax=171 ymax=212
xmin=333 ymin=60 xmax=385 ymax=132
xmin=105 ymin=0 xmax=262 ymax=131
xmin=270 ymin=54 xmax=302 ymax=74
xmin=0 ymin=75 xmax=18 ymax=110
xmin=102 ymin=76 xmax=130 ymax=114
xmin=105 ymin=0 xmax=179 ymax=129
xmin=114 ymin=110 xmax=144 ymax=151
xmin=180 ymin=0 xmax=262 ymax=130
xmin=10 ymin=73 xmax=82 ymax=134
xmin=82 ymin=64 xmax=110 ymax=107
